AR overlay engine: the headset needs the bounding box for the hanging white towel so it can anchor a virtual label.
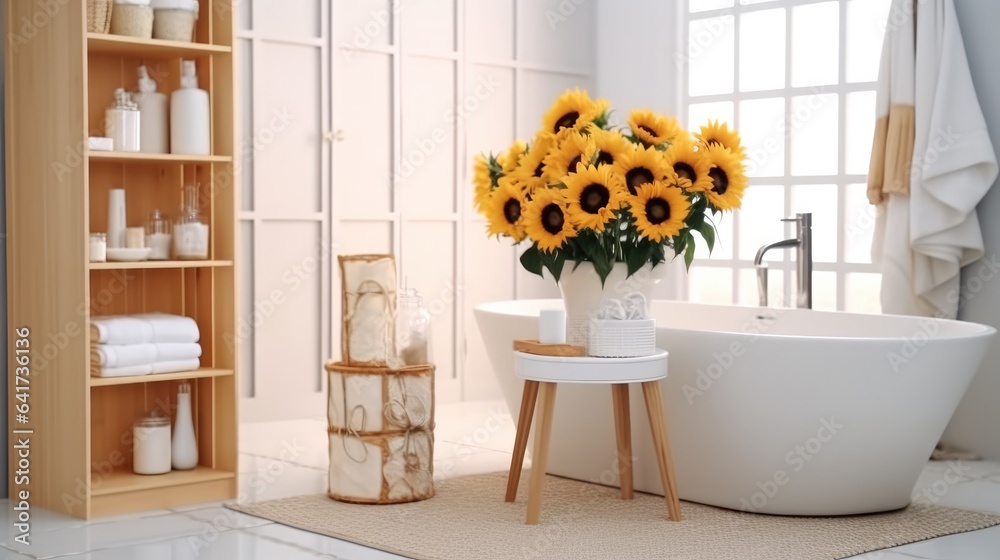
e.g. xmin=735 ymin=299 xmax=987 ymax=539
xmin=870 ymin=0 xmax=997 ymax=319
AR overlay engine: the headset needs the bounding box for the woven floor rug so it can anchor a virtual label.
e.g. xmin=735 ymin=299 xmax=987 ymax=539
xmin=228 ymin=471 xmax=1000 ymax=560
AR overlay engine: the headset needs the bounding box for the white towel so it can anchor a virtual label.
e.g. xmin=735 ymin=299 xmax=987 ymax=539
xmin=91 ymin=343 xmax=202 ymax=368
xmin=93 ymin=358 xmax=202 ymax=378
xmin=91 ymin=314 xmax=200 ymax=344
xmin=870 ymin=0 xmax=998 ymax=319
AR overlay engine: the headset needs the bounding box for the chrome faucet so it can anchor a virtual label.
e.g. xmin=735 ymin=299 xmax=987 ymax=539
xmin=753 ymin=213 xmax=812 ymax=309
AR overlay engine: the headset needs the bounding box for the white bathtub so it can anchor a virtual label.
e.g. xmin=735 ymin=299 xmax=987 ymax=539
xmin=474 ymin=299 xmax=995 ymax=515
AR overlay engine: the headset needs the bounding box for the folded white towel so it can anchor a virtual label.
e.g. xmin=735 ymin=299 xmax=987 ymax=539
xmin=93 ymin=358 xmax=202 ymax=378
xmin=91 ymin=314 xmax=200 ymax=345
xmin=151 ymin=358 xmax=201 ymax=374
xmin=91 ymin=343 xmax=203 ymax=369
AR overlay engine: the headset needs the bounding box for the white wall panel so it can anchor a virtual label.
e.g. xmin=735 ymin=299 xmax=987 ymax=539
xmin=401 ymin=0 xmax=456 ymax=53
xmin=333 ymin=0 xmax=395 ymax=48
xmin=464 ymin=65 xmax=515 ymax=162
xmin=338 ymin=221 xmax=394 ymax=255
xmin=466 ymin=0 xmax=514 ymax=59
xmin=255 ymin=42 xmax=323 ymax=214
xmin=400 ymin=57 xmax=457 ymax=214
xmin=517 ymin=70 xmax=593 ymax=139
xmin=516 ymin=0 xmax=593 ymax=70
xmin=256 ymin=0 xmax=322 ymax=37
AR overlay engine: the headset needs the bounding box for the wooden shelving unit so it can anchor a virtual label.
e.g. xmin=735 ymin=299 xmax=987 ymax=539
xmin=5 ymin=2 xmax=238 ymax=518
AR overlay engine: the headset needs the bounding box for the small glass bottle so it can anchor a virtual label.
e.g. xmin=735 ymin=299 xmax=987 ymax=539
xmin=89 ymin=233 xmax=107 ymax=263
xmin=106 ymin=88 xmax=140 ymax=152
xmin=146 ymin=209 xmax=171 ymax=260
xmin=173 ymin=183 xmax=209 ymax=259
xmin=397 ymin=288 xmax=432 ymax=366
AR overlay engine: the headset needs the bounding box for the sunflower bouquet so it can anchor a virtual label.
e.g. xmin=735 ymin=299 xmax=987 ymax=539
xmin=474 ymin=89 xmax=747 ymax=286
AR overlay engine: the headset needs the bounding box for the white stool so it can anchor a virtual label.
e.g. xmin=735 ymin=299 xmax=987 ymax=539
xmin=506 ymin=350 xmax=681 ymax=524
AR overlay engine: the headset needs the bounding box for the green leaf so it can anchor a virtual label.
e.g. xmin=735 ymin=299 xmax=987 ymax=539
xmin=584 ymin=243 xmax=613 ymax=287
xmin=684 ymin=238 xmax=696 ymax=269
xmin=698 ymin=221 xmax=716 ymax=254
xmin=542 ymin=250 xmax=567 ymax=282
xmin=626 ymin=242 xmax=653 ymax=277
xmin=519 ymin=245 xmax=544 ymax=277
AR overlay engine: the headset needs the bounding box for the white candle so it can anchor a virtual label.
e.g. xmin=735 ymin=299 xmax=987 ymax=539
xmin=538 ymin=309 xmax=567 ymax=344
xmin=125 ymin=227 xmax=145 ymax=248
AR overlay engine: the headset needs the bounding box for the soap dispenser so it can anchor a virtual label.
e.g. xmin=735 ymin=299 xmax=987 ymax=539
xmin=134 ymin=65 xmax=168 ymax=153
xmin=170 ymin=60 xmax=210 ymax=155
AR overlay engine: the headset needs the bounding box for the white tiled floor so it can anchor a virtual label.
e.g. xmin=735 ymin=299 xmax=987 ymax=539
xmin=1 ymin=400 xmax=999 ymax=559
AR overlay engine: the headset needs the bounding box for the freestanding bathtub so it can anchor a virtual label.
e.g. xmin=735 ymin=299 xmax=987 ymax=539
xmin=474 ymin=299 xmax=995 ymax=515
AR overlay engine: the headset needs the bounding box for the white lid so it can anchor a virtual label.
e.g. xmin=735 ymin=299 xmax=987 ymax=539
xmin=151 ymin=0 xmax=199 ymax=14
xmin=114 ymin=0 xmax=152 ymax=5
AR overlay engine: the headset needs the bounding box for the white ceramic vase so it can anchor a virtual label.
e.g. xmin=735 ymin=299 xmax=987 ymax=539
xmin=171 ymin=382 xmax=199 ymax=470
xmin=558 ymin=261 xmax=666 ymax=350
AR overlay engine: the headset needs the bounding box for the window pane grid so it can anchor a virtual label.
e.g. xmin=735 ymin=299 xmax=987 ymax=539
xmin=682 ymin=0 xmax=883 ymax=311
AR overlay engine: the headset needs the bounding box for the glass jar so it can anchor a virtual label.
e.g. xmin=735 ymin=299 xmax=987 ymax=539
xmin=105 ymin=88 xmax=140 ymax=152
xmin=173 ymin=183 xmax=209 ymax=259
xmin=133 ymin=411 xmax=171 ymax=475
xmin=397 ymin=288 xmax=432 ymax=366
xmin=89 ymin=233 xmax=107 ymax=263
xmin=146 ymin=209 xmax=171 ymax=260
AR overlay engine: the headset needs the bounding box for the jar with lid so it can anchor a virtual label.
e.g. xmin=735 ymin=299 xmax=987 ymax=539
xmin=146 ymin=209 xmax=171 ymax=260
xmin=152 ymin=0 xmax=199 ymax=42
xmin=133 ymin=411 xmax=171 ymax=475
xmin=89 ymin=233 xmax=107 ymax=263
xmin=106 ymin=88 xmax=140 ymax=152
xmin=396 ymin=288 xmax=432 ymax=366
xmin=110 ymin=0 xmax=154 ymax=39
xmin=173 ymin=183 xmax=209 ymax=259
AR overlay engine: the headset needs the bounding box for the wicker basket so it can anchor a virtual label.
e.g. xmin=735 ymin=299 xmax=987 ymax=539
xmin=87 ymin=0 xmax=113 ymax=34
xmin=587 ymin=319 xmax=656 ymax=358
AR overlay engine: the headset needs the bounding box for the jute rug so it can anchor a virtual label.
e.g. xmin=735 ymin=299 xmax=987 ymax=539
xmin=229 ymin=471 xmax=1000 ymax=560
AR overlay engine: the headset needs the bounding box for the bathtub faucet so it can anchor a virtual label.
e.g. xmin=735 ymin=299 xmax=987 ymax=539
xmin=753 ymin=213 xmax=812 ymax=309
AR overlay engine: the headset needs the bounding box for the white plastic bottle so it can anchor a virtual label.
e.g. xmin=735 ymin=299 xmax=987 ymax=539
xmin=170 ymin=60 xmax=210 ymax=155
xmin=134 ymin=65 xmax=168 ymax=154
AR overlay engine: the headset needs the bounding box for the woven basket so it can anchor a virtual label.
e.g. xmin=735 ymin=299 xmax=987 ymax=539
xmin=87 ymin=0 xmax=113 ymax=33
xmin=587 ymin=319 xmax=656 ymax=358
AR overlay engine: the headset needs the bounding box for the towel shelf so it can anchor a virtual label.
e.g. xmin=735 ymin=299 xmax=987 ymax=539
xmin=89 ymin=367 xmax=234 ymax=387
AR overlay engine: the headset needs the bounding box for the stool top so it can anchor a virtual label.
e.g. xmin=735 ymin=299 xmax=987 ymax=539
xmin=513 ymin=349 xmax=668 ymax=384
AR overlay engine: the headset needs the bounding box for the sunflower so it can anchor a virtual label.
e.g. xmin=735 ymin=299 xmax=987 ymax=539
xmin=627 ymin=109 xmax=681 ymax=146
xmin=473 ymin=153 xmax=494 ymax=214
xmin=701 ymin=144 xmax=748 ymax=211
xmin=501 ymin=140 xmax=528 ymax=174
xmin=589 ymin=128 xmax=632 ymax=169
xmin=563 ymin=164 xmax=626 ymax=232
xmin=542 ymin=129 xmax=594 ymax=181
xmin=663 ymin=136 xmax=713 ymax=194
xmin=614 ymin=144 xmax=670 ymax=196
xmin=629 ymin=182 xmax=692 ymax=242
xmin=697 ymin=120 xmax=744 ymax=158
xmin=484 ymin=182 xmax=526 ymax=241
xmin=540 ymin=89 xmax=609 ymax=135
xmin=523 ymin=189 xmax=577 ymax=252
xmin=509 ymin=134 xmax=557 ymax=184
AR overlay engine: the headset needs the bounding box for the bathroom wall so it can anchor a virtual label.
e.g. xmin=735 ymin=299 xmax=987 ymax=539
xmin=1 ymin=0 xmax=9 ymax=499
xmin=941 ymin=0 xmax=1000 ymax=460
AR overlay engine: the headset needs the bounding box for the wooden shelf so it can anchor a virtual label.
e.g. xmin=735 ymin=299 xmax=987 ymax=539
xmin=89 ymin=260 xmax=234 ymax=270
xmin=90 ymin=368 xmax=234 ymax=387
xmin=87 ymin=33 xmax=231 ymax=58
xmin=88 ymin=151 xmax=232 ymax=164
xmin=91 ymin=467 xmax=236 ymax=497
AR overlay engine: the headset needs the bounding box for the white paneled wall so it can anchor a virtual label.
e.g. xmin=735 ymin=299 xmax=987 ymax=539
xmin=238 ymin=0 xmax=595 ymax=420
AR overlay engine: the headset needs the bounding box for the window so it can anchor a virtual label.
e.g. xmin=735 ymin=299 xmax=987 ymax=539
xmin=681 ymin=0 xmax=891 ymax=312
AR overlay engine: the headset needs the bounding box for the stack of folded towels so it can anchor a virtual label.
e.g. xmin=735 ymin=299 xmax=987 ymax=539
xmin=91 ymin=313 xmax=202 ymax=378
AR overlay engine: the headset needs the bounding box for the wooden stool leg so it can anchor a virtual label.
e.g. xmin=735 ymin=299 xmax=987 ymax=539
xmin=526 ymin=382 xmax=557 ymax=524
xmin=506 ymin=380 xmax=539 ymax=502
xmin=611 ymin=384 xmax=634 ymax=499
xmin=642 ymin=381 xmax=682 ymax=521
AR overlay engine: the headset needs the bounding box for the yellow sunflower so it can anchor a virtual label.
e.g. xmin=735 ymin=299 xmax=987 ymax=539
xmin=614 ymin=144 xmax=670 ymax=196
xmin=563 ymin=164 xmax=626 ymax=232
xmin=629 ymin=182 xmax=692 ymax=242
xmin=697 ymin=120 xmax=744 ymax=158
xmin=701 ymin=144 xmax=748 ymax=211
xmin=501 ymin=140 xmax=528 ymax=174
xmin=627 ymin=109 xmax=681 ymax=146
xmin=523 ymin=189 xmax=577 ymax=252
xmin=509 ymin=134 xmax=557 ymax=184
xmin=664 ymin=136 xmax=713 ymax=193
xmin=540 ymin=89 xmax=609 ymax=135
xmin=542 ymin=129 xmax=594 ymax=181
xmin=590 ymin=128 xmax=632 ymax=169
xmin=473 ymin=153 xmax=493 ymax=214
xmin=485 ymin=182 xmax=526 ymax=241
